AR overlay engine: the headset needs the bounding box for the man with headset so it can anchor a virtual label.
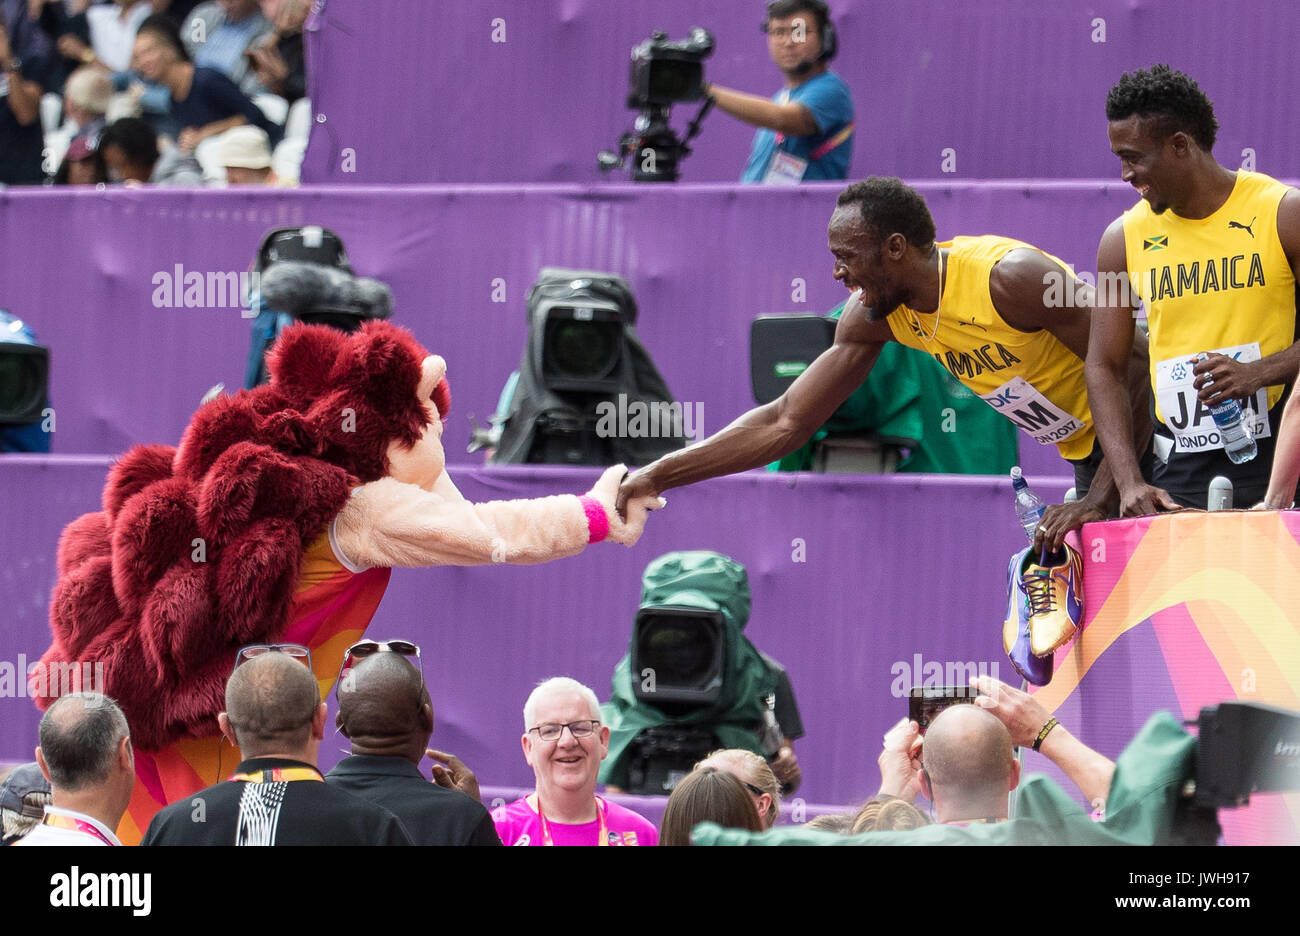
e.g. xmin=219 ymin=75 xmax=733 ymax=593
xmin=708 ymin=0 xmax=854 ymax=183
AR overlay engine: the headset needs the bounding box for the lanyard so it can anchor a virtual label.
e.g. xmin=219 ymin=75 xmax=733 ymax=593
xmin=43 ymin=812 xmax=116 ymax=846
xmin=537 ymin=796 xmax=609 ymax=846
xmin=227 ymin=767 xmax=323 ymax=783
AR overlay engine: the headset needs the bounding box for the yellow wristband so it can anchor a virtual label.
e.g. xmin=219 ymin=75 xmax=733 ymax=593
xmin=1032 ymin=717 xmax=1060 ymax=751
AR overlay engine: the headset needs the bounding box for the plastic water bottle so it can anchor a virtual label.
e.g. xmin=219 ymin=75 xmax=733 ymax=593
xmin=1195 ymin=352 xmax=1257 ymax=464
xmin=1010 ymin=466 xmax=1045 ymax=544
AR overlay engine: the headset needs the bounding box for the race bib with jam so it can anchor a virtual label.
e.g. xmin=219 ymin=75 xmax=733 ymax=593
xmin=1153 ymin=342 xmax=1270 ymax=453
xmin=979 ymin=376 xmax=1086 ymax=447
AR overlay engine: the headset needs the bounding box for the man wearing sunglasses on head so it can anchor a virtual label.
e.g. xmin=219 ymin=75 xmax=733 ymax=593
xmin=492 ymin=677 xmax=657 ymax=846
xmin=141 ymin=646 xmax=412 ymax=846
xmin=326 ymin=640 xmax=501 ymax=845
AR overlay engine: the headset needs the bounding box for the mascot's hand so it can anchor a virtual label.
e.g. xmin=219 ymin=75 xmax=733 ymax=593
xmin=585 ymin=464 xmax=665 ymax=547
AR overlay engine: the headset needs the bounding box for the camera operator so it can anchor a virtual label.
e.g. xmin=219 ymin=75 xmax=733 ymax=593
xmin=708 ymin=0 xmax=854 ymax=184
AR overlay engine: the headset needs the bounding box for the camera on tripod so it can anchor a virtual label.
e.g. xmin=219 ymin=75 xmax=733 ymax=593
xmin=598 ymin=28 xmax=715 ymax=182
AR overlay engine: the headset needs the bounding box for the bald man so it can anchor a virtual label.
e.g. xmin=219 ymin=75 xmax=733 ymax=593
xmin=13 ymin=693 xmax=133 ymax=846
xmin=141 ymin=649 xmax=411 ymax=845
xmin=326 ymin=652 xmax=500 ymax=845
xmin=919 ymin=706 xmax=1020 ymax=825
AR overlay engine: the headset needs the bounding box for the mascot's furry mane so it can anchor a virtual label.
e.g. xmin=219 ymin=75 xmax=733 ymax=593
xmin=38 ymin=321 xmax=447 ymax=750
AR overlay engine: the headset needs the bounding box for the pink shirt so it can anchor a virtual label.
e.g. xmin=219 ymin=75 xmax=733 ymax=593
xmin=492 ymin=795 xmax=658 ymax=846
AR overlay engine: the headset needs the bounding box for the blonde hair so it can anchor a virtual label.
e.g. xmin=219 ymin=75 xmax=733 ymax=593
xmin=64 ymin=67 xmax=113 ymax=114
xmin=850 ymin=796 xmax=931 ymax=834
xmin=695 ymin=748 xmax=781 ymax=828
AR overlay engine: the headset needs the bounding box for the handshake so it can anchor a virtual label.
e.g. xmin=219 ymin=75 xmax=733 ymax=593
xmin=584 ymin=465 xmax=666 ymax=547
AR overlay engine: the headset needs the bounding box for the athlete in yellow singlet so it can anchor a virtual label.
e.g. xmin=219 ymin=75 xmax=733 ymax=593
xmin=1089 ymin=65 xmax=1300 ymax=512
xmin=619 ymin=177 xmax=1152 ymax=552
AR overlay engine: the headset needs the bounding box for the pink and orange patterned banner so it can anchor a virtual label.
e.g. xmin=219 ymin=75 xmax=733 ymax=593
xmin=1035 ymin=511 xmax=1300 ymax=845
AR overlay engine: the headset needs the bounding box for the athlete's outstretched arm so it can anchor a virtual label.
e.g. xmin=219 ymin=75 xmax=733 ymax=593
xmin=1260 ymin=369 xmax=1300 ymax=508
xmin=1086 ymin=220 xmax=1181 ymax=517
xmin=991 ymin=249 xmax=1156 ymax=548
xmin=616 ymin=292 xmax=890 ymax=512
xmin=1193 ymin=190 xmax=1300 ymax=403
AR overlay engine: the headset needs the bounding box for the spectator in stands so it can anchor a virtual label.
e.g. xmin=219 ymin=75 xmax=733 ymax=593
xmin=12 ymin=693 xmax=134 ymax=847
xmin=62 ymin=63 xmax=112 ymax=140
xmin=659 ymin=767 xmax=764 ymax=845
xmin=1 ymin=1 xmax=49 ymax=184
xmin=850 ymin=795 xmax=930 ymax=832
xmin=141 ymin=646 xmax=413 ymax=845
xmin=217 ymin=122 xmax=283 ymax=184
xmin=0 ymin=762 xmax=52 ymax=845
xmin=707 ymin=0 xmax=853 ymax=183
xmin=246 ymin=0 xmax=306 ymax=105
xmin=48 ymin=0 xmax=151 ymax=75
xmin=903 ymin=705 xmax=1019 ymax=825
xmin=492 ymin=676 xmax=658 ymax=846
xmin=326 ymin=646 xmax=501 ymax=845
xmin=99 ymin=114 xmax=203 ymax=184
xmin=131 ymin=13 xmax=280 ymax=155
xmin=695 ymin=747 xmax=781 ymax=828
xmin=54 ymin=133 xmax=107 ymax=183
xmin=876 ymin=678 xmax=1117 ymax=825
xmin=183 ymin=0 xmax=270 ymax=97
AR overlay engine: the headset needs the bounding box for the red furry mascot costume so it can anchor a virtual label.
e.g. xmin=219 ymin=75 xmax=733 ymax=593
xmin=36 ymin=321 xmax=660 ymax=843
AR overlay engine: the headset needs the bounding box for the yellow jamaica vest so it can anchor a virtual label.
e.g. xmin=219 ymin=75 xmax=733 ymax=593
xmin=886 ymin=235 xmax=1095 ymax=462
xmin=1122 ymin=170 xmax=1296 ymax=444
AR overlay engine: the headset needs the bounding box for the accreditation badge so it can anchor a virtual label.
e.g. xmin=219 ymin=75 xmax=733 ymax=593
xmin=763 ymin=150 xmax=807 ymax=185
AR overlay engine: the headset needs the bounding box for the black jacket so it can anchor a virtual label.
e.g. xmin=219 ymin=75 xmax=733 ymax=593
xmin=141 ymin=757 xmax=413 ymax=846
xmin=326 ymin=755 xmax=501 ymax=846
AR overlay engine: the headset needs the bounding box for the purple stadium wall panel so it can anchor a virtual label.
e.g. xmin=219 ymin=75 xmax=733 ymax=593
xmin=300 ymin=0 xmax=1300 ymax=184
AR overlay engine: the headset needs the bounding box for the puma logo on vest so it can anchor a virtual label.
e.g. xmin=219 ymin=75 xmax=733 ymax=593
xmin=1228 ymin=217 xmax=1256 ymax=238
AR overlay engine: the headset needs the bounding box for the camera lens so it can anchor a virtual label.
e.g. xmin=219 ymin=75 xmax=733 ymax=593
xmin=544 ymin=320 xmax=620 ymax=380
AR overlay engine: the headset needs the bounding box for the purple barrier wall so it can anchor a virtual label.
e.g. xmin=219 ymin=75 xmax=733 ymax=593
xmin=301 ymin=0 xmax=1300 ymax=184
xmin=0 ymin=456 xmax=1071 ymax=806
xmin=1 ymin=181 xmax=1186 ymax=480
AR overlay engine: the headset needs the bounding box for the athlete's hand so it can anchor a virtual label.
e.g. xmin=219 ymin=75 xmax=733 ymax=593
xmin=615 ymin=468 xmax=660 ymax=522
xmin=1118 ymin=481 xmax=1183 ymax=517
xmin=1035 ymin=499 xmax=1105 ymax=553
xmin=1193 ymin=352 xmax=1260 ymax=405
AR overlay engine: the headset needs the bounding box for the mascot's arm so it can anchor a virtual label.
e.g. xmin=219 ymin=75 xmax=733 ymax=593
xmin=333 ymin=465 xmax=661 ymax=569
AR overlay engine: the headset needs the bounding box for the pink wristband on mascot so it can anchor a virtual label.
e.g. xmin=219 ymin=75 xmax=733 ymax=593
xmin=579 ymin=496 xmax=610 ymax=544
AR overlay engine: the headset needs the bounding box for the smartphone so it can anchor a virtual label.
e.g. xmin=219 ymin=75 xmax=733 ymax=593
xmin=908 ymin=685 xmax=978 ymax=733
